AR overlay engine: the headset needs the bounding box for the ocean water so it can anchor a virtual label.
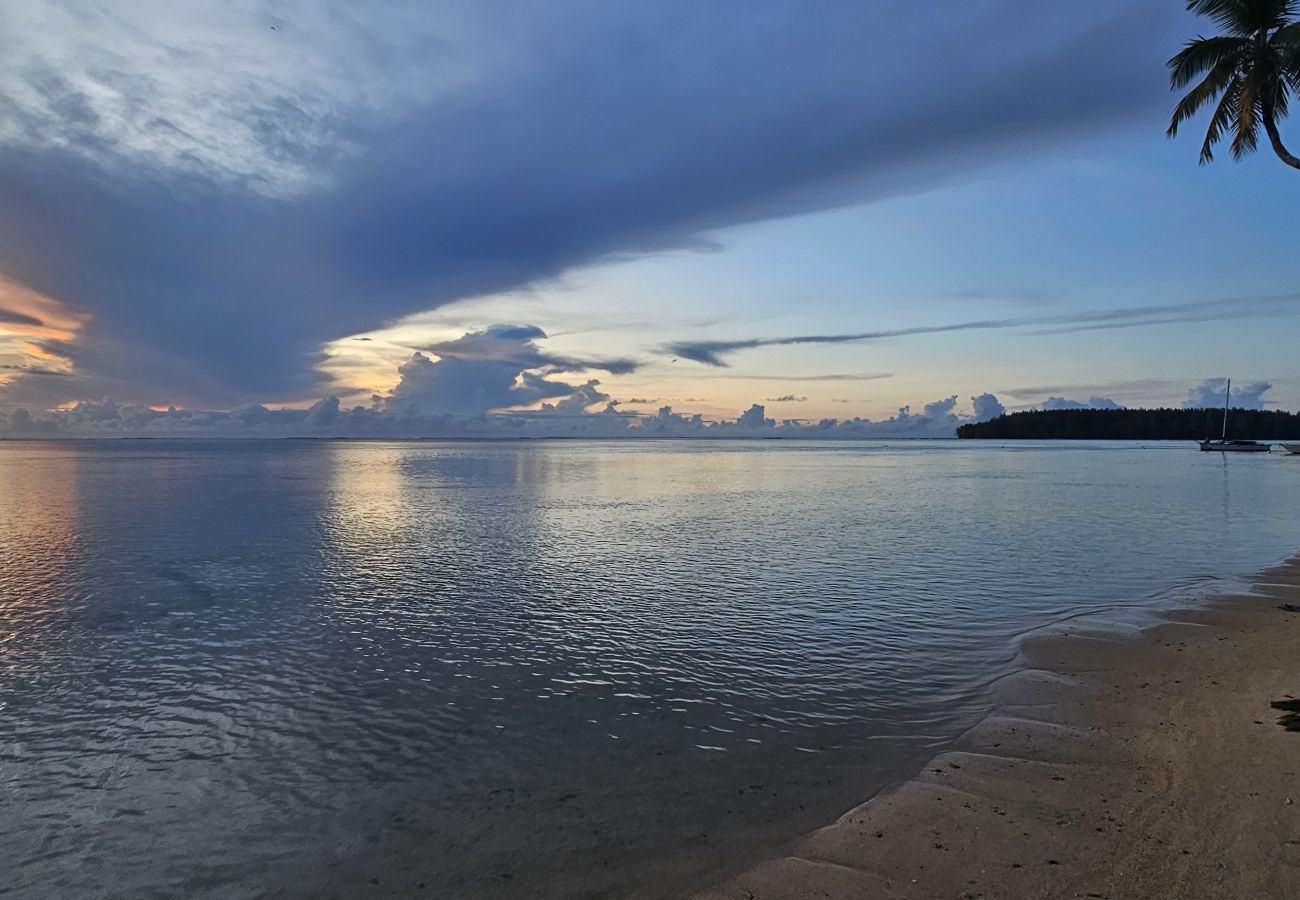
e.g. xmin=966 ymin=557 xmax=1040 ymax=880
xmin=3 ymin=439 xmax=1299 ymax=898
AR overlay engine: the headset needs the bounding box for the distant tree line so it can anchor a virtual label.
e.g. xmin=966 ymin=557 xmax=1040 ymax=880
xmin=956 ymin=408 xmax=1300 ymax=440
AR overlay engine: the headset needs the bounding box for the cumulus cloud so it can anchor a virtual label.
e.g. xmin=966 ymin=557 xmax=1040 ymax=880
xmin=970 ymin=392 xmax=1006 ymax=420
xmin=1184 ymin=378 xmax=1272 ymax=411
xmin=736 ymin=404 xmax=775 ymax=429
xmin=1 ymin=390 xmax=1008 ymax=440
xmin=0 ymin=1 xmax=1183 ymax=407
xmin=0 ymin=394 xmax=633 ymax=439
xmin=1040 ymin=395 xmax=1125 ymax=410
xmin=382 ymin=324 xmax=636 ymax=415
xmin=422 ymin=324 xmax=636 ymax=375
xmin=639 ymin=406 xmax=708 ymax=436
xmin=618 ymin=393 xmax=1006 ymax=440
xmin=922 ymin=396 xmax=958 ymax=418
xmin=534 ymin=380 xmax=617 ymax=415
xmin=386 ymin=352 xmax=569 ymax=415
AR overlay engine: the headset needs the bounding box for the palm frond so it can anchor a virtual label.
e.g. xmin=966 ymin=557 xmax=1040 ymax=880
xmin=1187 ymin=0 xmax=1260 ymax=33
xmin=1188 ymin=0 xmax=1295 ymax=32
xmin=1200 ymin=78 xmax=1241 ymax=162
xmin=1275 ymin=82 xmax=1292 ymax=116
xmin=1232 ymin=73 xmax=1261 ymax=158
xmin=1276 ymin=20 xmax=1300 ymax=47
xmin=1274 ymin=0 xmax=1300 ymax=26
xmin=1284 ymin=63 xmax=1300 ymax=95
xmin=1168 ymin=35 xmax=1248 ymax=87
xmin=1274 ymin=21 xmax=1300 ymax=90
xmin=1267 ymin=1 xmax=1300 ymax=26
xmin=1168 ymin=59 xmax=1239 ymax=135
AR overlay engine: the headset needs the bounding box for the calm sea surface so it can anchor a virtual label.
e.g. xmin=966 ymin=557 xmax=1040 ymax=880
xmin=3 ymin=439 xmax=1299 ymax=898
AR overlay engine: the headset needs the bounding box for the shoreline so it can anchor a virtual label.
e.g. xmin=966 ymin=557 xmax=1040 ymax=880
xmin=692 ymin=555 xmax=1300 ymax=899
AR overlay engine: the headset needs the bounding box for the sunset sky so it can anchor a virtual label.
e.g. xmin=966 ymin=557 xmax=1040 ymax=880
xmin=1 ymin=0 xmax=1298 ymax=431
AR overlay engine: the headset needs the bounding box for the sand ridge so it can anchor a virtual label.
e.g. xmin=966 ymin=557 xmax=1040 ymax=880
xmin=692 ymin=559 xmax=1300 ymax=899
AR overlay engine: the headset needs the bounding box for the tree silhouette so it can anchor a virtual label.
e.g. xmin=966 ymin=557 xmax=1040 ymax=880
xmin=957 ymin=408 xmax=1300 ymax=440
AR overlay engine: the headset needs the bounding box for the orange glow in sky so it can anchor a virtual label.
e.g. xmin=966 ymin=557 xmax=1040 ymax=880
xmin=0 ymin=275 xmax=89 ymax=383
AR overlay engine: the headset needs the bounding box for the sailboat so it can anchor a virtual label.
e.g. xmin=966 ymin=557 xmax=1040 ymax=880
xmin=1199 ymin=379 xmax=1271 ymax=452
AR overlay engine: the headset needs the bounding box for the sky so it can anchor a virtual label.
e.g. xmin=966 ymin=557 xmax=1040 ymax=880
xmin=0 ymin=0 xmax=1297 ymax=436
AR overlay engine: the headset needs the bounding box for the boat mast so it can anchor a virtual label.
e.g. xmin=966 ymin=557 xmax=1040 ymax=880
xmin=1222 ymin=378 xmax=1231 ymax=440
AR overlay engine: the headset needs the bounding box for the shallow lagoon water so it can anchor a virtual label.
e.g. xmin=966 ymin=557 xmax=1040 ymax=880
xmin=3 ymin=439 xmax=1299 ymax=897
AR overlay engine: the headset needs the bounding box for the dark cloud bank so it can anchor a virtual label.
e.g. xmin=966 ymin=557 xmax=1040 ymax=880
xmin=0 ymin=1 xmax=1184 ymax=409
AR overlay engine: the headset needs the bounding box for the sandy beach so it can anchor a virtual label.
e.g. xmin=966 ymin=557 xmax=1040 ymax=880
xmin=694 ymin=557 xmax=1300 ymax=900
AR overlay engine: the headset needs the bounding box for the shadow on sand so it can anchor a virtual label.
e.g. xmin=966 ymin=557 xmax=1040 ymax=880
xmin=1270 ymin=698 xmax=1300 ymax=732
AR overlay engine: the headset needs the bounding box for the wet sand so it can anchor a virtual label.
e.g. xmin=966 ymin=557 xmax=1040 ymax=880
xmin=693 ymin=558 xmax=1300 ymax=899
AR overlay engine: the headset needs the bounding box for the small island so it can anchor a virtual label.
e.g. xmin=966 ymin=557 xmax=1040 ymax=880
xmin=956 ymin=408 xmax=1300 ymax=440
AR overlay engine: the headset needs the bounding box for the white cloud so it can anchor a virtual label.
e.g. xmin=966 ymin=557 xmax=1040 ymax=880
xmin=0 ymin=391 xmax=1009 ymax=440
xmin=384 ymin=324 xmax=636 ymax=415
xmin=535 ymin=380 xmax=616 ymax=415
xmin=922 ymin=395 xmax=958 ymax=418
xmin=970 ymin=392 xmax=1005 ymax=420
xmin=387 ymin=351 xmax=569 ymax=415
xmin=0 ymin=0 xmax=484 ymax=194
xmin=1040 ymin=395 xmax=1125 ymax=410
xmin=1184 ymin=378 xmax=1272 ymax=411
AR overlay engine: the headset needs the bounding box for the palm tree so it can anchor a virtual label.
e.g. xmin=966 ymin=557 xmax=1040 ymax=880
xmin=1167 ymin=0 xmax=1300 ymax=170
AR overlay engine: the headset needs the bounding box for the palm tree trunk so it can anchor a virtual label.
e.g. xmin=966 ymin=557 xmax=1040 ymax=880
xmin=1262 ymin=104 xmax=1300 ymax=170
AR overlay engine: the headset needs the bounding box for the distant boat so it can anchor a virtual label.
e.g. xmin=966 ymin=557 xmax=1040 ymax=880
xmin=1199 ymin=379 xmax=1272 ymax=452
xmin=1201 ymin=439 xmax=1272 ymax=452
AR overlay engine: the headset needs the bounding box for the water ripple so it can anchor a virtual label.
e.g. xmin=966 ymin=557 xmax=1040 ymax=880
xmin=2 ymin=439 xmax=1298 ymax=897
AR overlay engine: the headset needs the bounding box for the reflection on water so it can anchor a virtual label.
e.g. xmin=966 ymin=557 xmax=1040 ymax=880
xmin=0 ymin=447 xmax=81 ymax=691
xmin=2 ymin=440 xmax=1299 ymax=898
